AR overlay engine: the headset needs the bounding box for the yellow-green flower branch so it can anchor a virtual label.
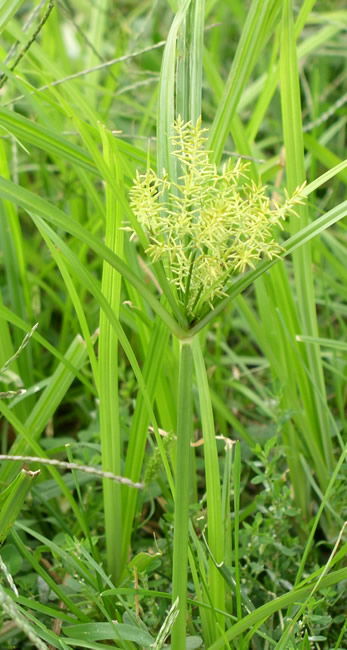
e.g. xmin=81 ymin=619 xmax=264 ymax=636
xmin=130 ymin=117 xmax=305 ymax=321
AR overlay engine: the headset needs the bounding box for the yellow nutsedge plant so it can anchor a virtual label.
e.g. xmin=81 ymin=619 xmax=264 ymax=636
xmin=130 ymin=116 xmax=305 ymax=321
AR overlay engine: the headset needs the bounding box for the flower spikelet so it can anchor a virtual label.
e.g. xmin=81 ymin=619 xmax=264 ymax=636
xmin=129 ymin=118 xmax=306 ymax=319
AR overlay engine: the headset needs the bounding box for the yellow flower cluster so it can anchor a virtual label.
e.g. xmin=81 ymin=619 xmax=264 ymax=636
xmin=130 ymin=117 xmax=305 ymax=318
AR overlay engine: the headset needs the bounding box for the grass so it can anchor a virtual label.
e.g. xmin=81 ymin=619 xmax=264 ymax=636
xmin=0 ymin=0 xmax=346 ymax=648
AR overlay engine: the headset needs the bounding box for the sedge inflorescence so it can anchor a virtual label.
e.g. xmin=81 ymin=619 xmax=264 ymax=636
xmin=130 ymin=117 xmax=305 ymax=319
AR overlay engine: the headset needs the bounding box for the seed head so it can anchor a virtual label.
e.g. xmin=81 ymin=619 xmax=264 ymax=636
xmin=129 ymin=117 xmax=305 ymax=319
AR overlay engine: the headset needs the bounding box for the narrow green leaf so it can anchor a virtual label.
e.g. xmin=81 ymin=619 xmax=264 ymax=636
xmin=121 ymin=317 xmax=170 ymax=573
xmin=0 ymin=175 xmax=186 ymax=336
xmin=63 ymin=622 xmax=154 ymax=645
xmin=0 ymin=469 xmax=38 ymax=544
xmin=280 ymin=0 xmax=333 ymax=477
xmin=0 ymin=0 xmax=25 ymax=32
xmin=304 ymin=133 xmax=347 ymax=185
xmin=208 ymin=568 xmax=347 ymax=648
xmin=0 ymin=334 xmax=88 ymax=485
xmin=157 ymin=0 xmax=192 ymax=179
xmin=98 ymin=125 xmax=123 ymax=583
xmin=0 ymin=109 xmax=148 ymax=172
xmin=11 ymin=529 xmax=89 ymax=623
xmin=303 ymin=160 xmax=347 ymax=196
xmin=296 ymin=335 xmax=347 ymax=352
xmin=209 ymin=0 xmax=280 ymax=162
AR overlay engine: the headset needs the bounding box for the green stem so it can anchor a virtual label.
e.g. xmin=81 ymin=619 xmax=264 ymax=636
xmin=192 ymin=335 xmax=225 ymax=640
xmin=171 ymin=338 xmax=194 ymax=649
xmin=233 ymin=441 xmax=242 ymax=621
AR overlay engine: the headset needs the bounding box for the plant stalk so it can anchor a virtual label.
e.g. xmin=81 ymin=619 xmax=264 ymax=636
xmin=171 ymin=338 xmax=194 ymax=649
xmin=192 ymin=335 xmax=225 ymax=640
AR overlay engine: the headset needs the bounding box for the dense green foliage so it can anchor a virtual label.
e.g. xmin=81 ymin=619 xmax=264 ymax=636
xmin=0 ymin=1 xmax=346 ymax=648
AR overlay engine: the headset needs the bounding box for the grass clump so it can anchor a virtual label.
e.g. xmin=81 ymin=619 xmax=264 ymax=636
xmin=0 ymin=0 xmax=346 ymax=648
